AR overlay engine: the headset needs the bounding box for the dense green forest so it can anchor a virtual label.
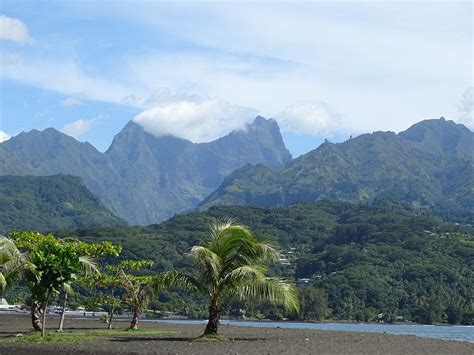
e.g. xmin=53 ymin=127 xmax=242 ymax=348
xmin=0 ymin=175 xmax=125 ymax=233
xmin=21 ymin=200 xmax=469 ymax=325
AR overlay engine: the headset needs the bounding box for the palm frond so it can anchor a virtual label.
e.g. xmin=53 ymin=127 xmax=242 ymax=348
xmin=0 ymin=237 xmax=23 ymax=262
xmin=213 ymin=227 xmax=278 ymax=274
xmin=0 ymin=272 xmax=6 ymax=291
xmin=0 ymin=236 xmax=35 ymax=291
xmin=219 ymin=265 xmax=267 ymax=294
xmin=209 ymin=224 xmax=256 ymax=261
xmin=78 ymin=256 xmax=99 ymax=275
xmin=63 ymin=282 xmax=74 ymax=296
xmin=154 ymin=271 xmax=207 ymax=295
xmin=229 ymin=277 xmax=300 ymax=313
xmin=208 ymin=218 xmax=236 ymax=241
xmin=189 ymin=246 xmax=221 ymax=284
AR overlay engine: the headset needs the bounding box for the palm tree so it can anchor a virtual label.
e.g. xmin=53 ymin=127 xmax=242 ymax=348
xmin=158 ymin=220 xmax=299 ymax=335
xmin=0 ymin=236 xmax=35 ymax=300
xmin=120 ymin=271 xmax=154 ymax=330
xmin=57 ymin=255 xmax=99 ymax=332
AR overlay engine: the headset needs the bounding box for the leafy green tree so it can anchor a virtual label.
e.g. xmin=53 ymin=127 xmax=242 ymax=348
xmin=417 ymin=295 xmax=445 ymax=324
xmin=83 ymin=260 xmax=153 ymax=329
xmin=82 ymin=266 xmax=122 ymax=329
xmin=118 ymin=260 xmax=155 ymax=329
xmin=10 ymin=232 xmax=120 ymax=336
xmin=158 ymin=220 xmax=299 ymax=335
xmin=446 ymin=302 xmax=463 ymax=325
xmin=298 ymin=286 xmax=328 ymax=321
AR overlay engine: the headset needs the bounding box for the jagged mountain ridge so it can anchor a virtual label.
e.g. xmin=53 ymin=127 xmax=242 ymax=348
xmin=200 ymin=118 xmax=474 ymax=221
xmin=1 ymin=117 xmax=292 ymax=224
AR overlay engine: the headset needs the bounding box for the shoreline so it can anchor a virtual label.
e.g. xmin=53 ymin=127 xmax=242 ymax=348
xmin=3 ymin=310 xmax=471 ymax=327
xmin=7 ymin=312 xmax=472 ymax=343
xmin=0 ymin=314 xmax=473 ymax=354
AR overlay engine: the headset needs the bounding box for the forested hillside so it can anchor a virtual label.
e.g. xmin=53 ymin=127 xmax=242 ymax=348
xmin=0 ymin=175 xmax=125 ymax=233
xmin=54 ymin=200 xmax=473 ymax=324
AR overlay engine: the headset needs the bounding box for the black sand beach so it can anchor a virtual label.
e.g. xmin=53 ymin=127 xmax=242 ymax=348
xmin=0 ymin=314 xmax=472 ymax=354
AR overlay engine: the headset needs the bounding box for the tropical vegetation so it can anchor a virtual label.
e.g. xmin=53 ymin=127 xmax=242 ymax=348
xmin=53 ymin=200 xmax=473 ymax=325
xmin=83 ymin=259 xmax=155 ymax=330
xmin=0 ymin=175 xmax=125 ymax=234
xmin=5 ymin=232 xmax=120 ymax=336
xmin=158 ymin=220 xmax=299 ymax=335
xmin=1 ymin=200 xmax=472 ymax=338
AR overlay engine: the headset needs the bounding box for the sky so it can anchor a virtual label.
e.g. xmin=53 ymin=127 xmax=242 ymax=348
xmin=0 ymin=1 xmax=472 ymax=157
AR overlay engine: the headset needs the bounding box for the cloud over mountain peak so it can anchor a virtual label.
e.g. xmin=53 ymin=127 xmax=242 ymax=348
xmin=133 ymin=99 xmax=258 ymax=143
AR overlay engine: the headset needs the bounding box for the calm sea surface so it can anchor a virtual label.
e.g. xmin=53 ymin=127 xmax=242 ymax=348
xmin=149 ymin=319 xmax=474 ymax=343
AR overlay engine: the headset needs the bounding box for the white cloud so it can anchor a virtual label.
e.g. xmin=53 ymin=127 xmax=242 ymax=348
xmin=0 ymin=3 xmax=471 ymax=142
xmin=120 ymin=88 xmax=202 ymax=108
xmin=275 ymin=102 xmax=346 ymax=135
xmin=1 ymin=57 xmax=138 ymax=105
xmin=61 ymin=118 xmax=100 ymax=139
xmin=0 ymin=14 xmax=33 ymax=44
xmin=60 ymin=97 xmax=83 ymax=106
xmin=0 ymin=130 xmax=11 ymax=143
xmin=458 ymin=87 xmax=473 ymax=128
xmin=133 ymin=99 xmax=257 ymax=142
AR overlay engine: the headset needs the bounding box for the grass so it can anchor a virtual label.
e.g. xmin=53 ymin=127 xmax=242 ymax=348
xmin=1 ymin=328 xmax=177 ymax=344
xmin=197 ymin=333 xmax=228 ymax=342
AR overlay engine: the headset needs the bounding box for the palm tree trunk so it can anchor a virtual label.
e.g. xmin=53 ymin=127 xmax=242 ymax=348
xmin=107 ymin=288 xmax=115 ymax=329
xmin=129 ymin=306 xmax=139 ymax=330
xmin=107 ymin=307 xmax=114 ymax=329
xmin=41 ymin=290 xmax=51 ymax=337
xmin=31 ymin=299 xmax=43 ymax=331
xmin=204 ymin=296 xmax=220 ymax=335
xmin=57 ymin=288 xmax=68 ymax=332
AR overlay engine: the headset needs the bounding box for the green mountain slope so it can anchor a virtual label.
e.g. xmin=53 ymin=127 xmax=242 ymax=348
xmin=200 ymin=119 xmax=473 ymax=222
xmin=0 ymin=175 xmax=125 ymax=233
xmin=65 ymin=201 xmax=473 ymax=324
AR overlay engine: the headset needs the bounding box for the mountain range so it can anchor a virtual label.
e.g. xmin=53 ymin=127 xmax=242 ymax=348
xmin=0 ymin=116 xmax=472 ymax=225
xmin=200 ymin=118 xmax=473 ymax=222
xmin=0 ymin=117 xmax=291 ymax=224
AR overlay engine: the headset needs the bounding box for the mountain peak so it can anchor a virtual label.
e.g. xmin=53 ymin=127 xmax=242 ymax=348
xmin=253 ymin=115 xmax=273 ymax=124
xmin=399 ymin=117 xmax=473 ymax=159
xmin=99 ymin=116 xmax=292 ymax=223
xmin=200 ymin=121 xmax=472 ymax=222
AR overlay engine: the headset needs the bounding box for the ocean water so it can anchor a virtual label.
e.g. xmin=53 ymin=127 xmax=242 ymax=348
xmin=151 ymin=319 xmax=474 ymax=343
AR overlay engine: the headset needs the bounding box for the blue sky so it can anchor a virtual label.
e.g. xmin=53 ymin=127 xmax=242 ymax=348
xmin=0 ymin=1 xmax=472 ymax=156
